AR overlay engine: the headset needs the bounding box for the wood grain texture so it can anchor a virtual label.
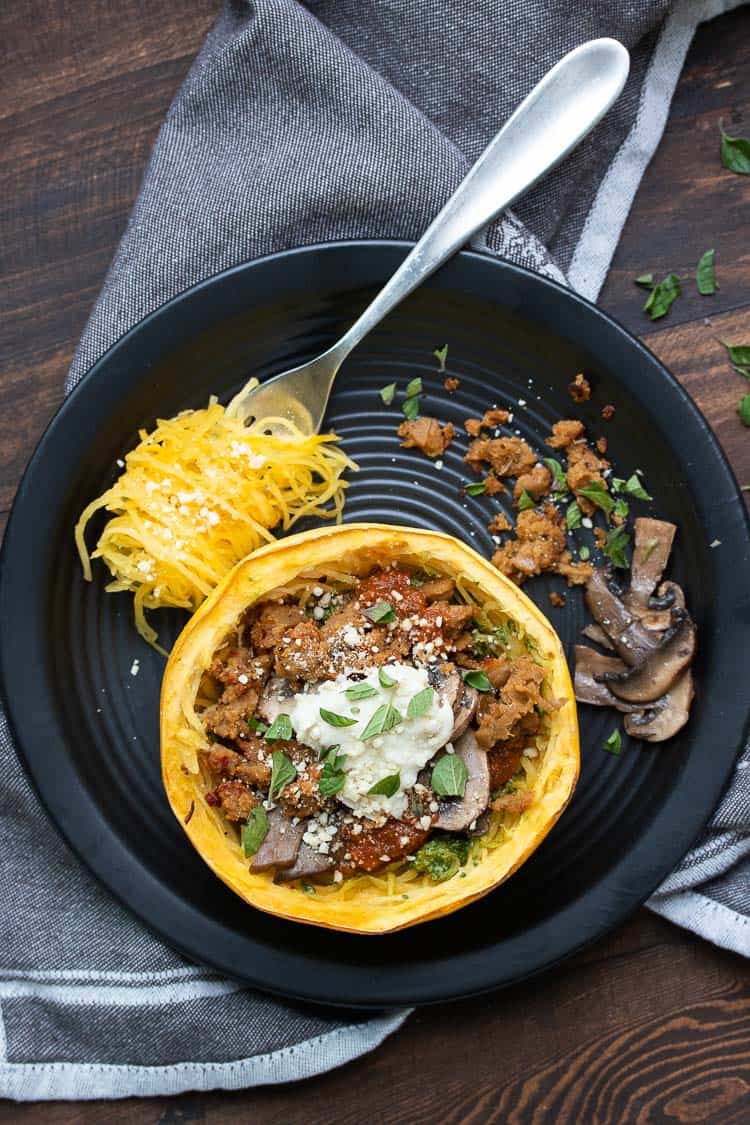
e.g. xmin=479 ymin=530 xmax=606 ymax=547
xmin=1 ymin=2 xmax=750 ymax=1121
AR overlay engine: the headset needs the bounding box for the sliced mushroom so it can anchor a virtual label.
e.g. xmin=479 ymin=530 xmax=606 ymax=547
xmin=249 ymin=808 xmax=304 ymax=872
xmin=450 ymin=682 xmax=479 ymax=741
xmin=598 ymin=610 xmax=696 ymax=704
xmin=581 ymin=623 xmax=615 ymax=651
xmin=624 ymin=671 xmax=694 ymax=742
xmin=585 ymin=569 xmax=660 ymax=665
xmin=624 ymin=518 xmax=677 ymax=613
xmin=573 ymin=646 xmax=642 ymax=712
xmin=434 ymin=731 xmax=490 ymax=832
xmin=274 ymin=841 xmax=335 ymax=883
xmin=257 ymin=677 xmax=295 ymax=724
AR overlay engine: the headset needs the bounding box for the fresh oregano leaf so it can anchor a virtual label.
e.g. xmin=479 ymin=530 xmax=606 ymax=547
xmin=319 ymin=708 xmax=358 ymax=728
xmin=241 ymin=806 xmax=269 ymax=856
xmin=359 ymin=702 xmax=402 ymax=740
xmin=379 ymin=382 xmax=396 ymax=405
xmin=603 ymin=525 xmax=631 ymax=569
xmin=363 ymin=600 xmax=396 ymax=624
xmin=465 ymin=481 xmax=487 ymax=496
xmin=566 ymin=501 xmax=582 ymax=530
xmin=367 ymin=773 xmax=401 ymax=797
xmin=344 ymin=682 xmax=379 ymax=700
xmin=696 ymin=249 xmax=717 ymax=295
xmin=405 ymin=376 xmax=422 ymax=398
xmin=517 ymin=489 xmax=535 ymax=511
xmin=603 ymin=728 xmax=623 ymax=756
xmin=720 ymin=125 xmax=750 ymax=175
xmin=461 ymin=669 xmax=492 ymax=692
xmin=740 ymin=395 xmax=750 ymax=427
xmin=378 ymin=666 xmax=397 ymax=688
xmin=402 ymin=395 xmax=420 ymax=421
xmin=634 ymin=273 xmax=654 ymax=288
xmin=543 ymin=457 xmax=568 ymax=493
xmin=264 ymin=713 xmax=292 ymax=742
xmin=406 ymin=686 xmax=434 ymax=719
xmin=643 ymin=273 xmax=681 ymax=320
xmin=577 ymin=481 xmax=614 ymax=515
xmin=269 ymin=750 xmax=297 ymax=798
xmin=434 ymin=344 xmax=449 ymax=371
xmin=431 ymin=754 xmax=469 ymax=798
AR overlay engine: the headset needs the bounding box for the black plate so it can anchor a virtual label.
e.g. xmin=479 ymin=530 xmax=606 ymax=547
xmin=2 ymin=242 xmax=749 ymax=1008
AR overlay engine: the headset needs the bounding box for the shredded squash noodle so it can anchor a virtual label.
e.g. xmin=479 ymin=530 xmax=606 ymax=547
xmin=75 ymin=400 xmax=356 ymax=651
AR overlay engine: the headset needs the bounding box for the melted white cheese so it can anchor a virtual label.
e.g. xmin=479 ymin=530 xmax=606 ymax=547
xmin=286 ymin=663 xmax=454 ymax=818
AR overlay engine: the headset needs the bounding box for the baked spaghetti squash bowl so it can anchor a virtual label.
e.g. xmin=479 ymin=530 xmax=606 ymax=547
xmin=161 ymin=523 xmax=579 ymax=934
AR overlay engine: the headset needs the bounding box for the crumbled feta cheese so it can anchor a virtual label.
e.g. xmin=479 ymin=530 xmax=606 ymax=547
xmin=129 ymin=659 xmax=140 ymax=677
xmin=582 ymin=517 xmax=593 ymax=529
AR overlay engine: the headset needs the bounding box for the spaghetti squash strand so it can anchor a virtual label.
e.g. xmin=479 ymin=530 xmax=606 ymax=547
xmin=75 ymin=401 xmax=357 ymax=648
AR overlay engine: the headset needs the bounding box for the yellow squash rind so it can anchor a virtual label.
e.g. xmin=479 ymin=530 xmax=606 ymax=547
xmin=161 ymin=524 xmax=579 ymax=934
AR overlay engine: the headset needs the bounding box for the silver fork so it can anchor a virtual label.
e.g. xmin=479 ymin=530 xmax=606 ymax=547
xmin=226 ymin=38 xmax=629 ymax=435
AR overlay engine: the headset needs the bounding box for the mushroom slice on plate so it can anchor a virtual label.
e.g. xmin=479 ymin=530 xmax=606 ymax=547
xmin=274 ymin=841 xmax=336 ymax=883
xmin=450 ymin=682 xmax=479 ymax=741
xmin=573 ymin=646 xmax=643 ymax=712
xmin=581 ymin=623 xmax=615 ymax=650
xmin=249 ymin=808 xmax=305 ymax=872
xmin=598 ymin=610 xmax=696 ymax=704
xmin=584 ymin=569 xmax=660 ymax=665
xmin=434 ymin=730 xmax=490 ymax=832
xmin=624 ymin=671 xmax=694 ymax=742
xmin=624 ymin=518 xmax=677 ymax=615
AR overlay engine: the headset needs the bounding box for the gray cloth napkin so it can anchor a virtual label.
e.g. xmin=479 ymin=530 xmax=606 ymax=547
xmin=3 ymin=0 xmax=747 ymax=1102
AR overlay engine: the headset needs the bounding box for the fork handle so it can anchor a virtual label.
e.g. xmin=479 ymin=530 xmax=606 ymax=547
xmin=330 ymin=38 xmax=629 ymax=364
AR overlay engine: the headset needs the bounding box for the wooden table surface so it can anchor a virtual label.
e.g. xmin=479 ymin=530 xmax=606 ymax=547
xmin=2 ymin=3 xmax=750 ymax=1121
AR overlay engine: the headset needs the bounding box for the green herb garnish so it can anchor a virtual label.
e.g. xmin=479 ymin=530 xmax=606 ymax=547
xmin=696 ymin=249 xmax=717 ymax=295
xmin=247 ymin=716 xmax=268 ymax=734
xmin=623 ymin=472 xmax=652 ymax=501
xmin=543 ymin=457 xmax=568 ymax=493
xmin=344 ymin=682 xmax=379 ymax=700
xmin=363 ymin=599 xmax=396 ymax=624
xmin=379 ymin=382 xmax=397 ymax=406
xmin=577 ymin=481 xmax=614 ymax=514
xmin=434 ymin=344 xmax=449 ymax=371
xmin=319 ymin=750 xmax=347 ymax=797
xmin=740 ymin=395 xmax=750 ymax=427
xmin=465 ymin=481 xmax=487 ymax=496
xmin=402 ymin=395 xmax=420 ymax=421
xmin=579 ymin=545 xmax=591 ymax=561
xmin=566 ymin=500 xmax=582 ymax=530
xmin=720 ymin=124 xmax=750 ymax=175
xmin=241 ymin=806 xmax=269 ymax=857
xmin=603 ymin=728 xmax=623 ymax=755
xmin=378 ymin=666 xmax=397 ymax=688
xmin=470 ymin=625 xmax=509 ymax=657
xmin=367 ymin=773 xmax=401 ymax=797
xmin=603 ymin=525 xmax=631 ymax=569
xmin=431 ymin=755 xmax=469 ymax=798
xmin=407 ymin=686 xmax=434 ymax=719
xmin=264 ymin=713 xmax=293 ymax=742
xmin=405 ymin=376 xmax=422 ymax=398
xmin=461 ymin=669 xmax=492 ymax=692
xmin=634 ymin=273 xmax=654 ymax=288
xmin=411 ymin=835 xmax=469 ymax=882
xmin=613 ymin=498 xmax=629 ymax=520
xmin=359 ymin=702 xmax=402 ymax=741
xmin=517 ymin=489 xmax=535 ymax=511
xmin=301 ymin=882 xmax=316 ymax=894
xmin=269 ymin=750 xmax=297 ymax=798
xmin=643 ymin=273 xmax=681 ymax=320
xmin=319 ymin=708 xmax=358 ymax=728
xmin=722 ymin=342 xmax=750 ymax=380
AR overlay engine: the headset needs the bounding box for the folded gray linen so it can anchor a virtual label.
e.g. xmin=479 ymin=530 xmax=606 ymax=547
xmin=2 ymin=0 xmax=747 ymax=1101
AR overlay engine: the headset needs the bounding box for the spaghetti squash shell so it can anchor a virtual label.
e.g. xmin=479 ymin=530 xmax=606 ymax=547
xmin=161 ymin=523 xmax=579 ymax=934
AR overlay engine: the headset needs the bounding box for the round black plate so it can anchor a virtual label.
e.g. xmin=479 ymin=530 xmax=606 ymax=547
xmin=2 ymin=243 xmax=749 ymax=1008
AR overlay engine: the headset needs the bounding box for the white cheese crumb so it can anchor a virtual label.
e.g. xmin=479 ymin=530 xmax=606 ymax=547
xmin=582 ymin=517 xmax=593 ymax=529
xmin=419 ymin=815 xmax=432 ymax=830
xmin=709 ymin=538 xmax=721 ymax=548
xmin=129 ymin=659 xmax=140 ymax=677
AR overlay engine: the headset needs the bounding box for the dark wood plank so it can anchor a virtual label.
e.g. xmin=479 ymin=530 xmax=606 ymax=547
xmin=1 ymin=3 xmax=750 ymax=1122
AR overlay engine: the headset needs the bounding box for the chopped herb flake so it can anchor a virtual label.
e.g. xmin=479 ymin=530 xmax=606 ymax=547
xmin=577 ymin=481 xmax=614 ymax=514
xmin=379 ymin=382 xmax=397 ymax=405
xmin=461 ymin=669 xmax=492 ymax=692
xmin=378 ymin=666 xmax=397 ymax=688
xmin=344 ymin=682 xmax=379 ymax=700
xmin=603 ymin=525 xmax=631 ymax=569
xmin=363 ymin=599 xmax=396 ymax=624
xmin=434 ymin=344 xmax=449 ymax=371
xmin=613 ymin=498 xmax=629 ymax=520
xmin=566 ymin=500 xmax=582 ymax=530
xmin=319 ymin=708 xmax=358 ymax=728
xmin=269 ymin=750 xmax=297 ymax=798
xmin=359 ymin=702 xmax=402 ymax=740
xmin=247 ymin=716 xmax=268 ymax=734
xmin=623 ymin=472 xmax=652 ymax=501
xmin=405 ymin=376 xmax=422 ymax=398
xmin=407 ymin=686 xmax=434 ymax=719
xmin=465 ymin=481 xmax=487 ymax=496
xmin=603 ymin=729 xmax=623 ymax=755
xmin=264 ymin=713 xmax=293 ymax=742
xmin=635 ymin=273 xmax=654 ymax=288
xmin=411 ymin=835 xmax=469 ymax=882
xmin=301 ymin=882 xmax=316 ymax=894
xmin=740 ymin=395 xmax=750 ymax=427
xmin=402 ymin=395 xmax=420 ymax=421
xmin=543 ymin=457 xmax=568 ymax=492
xmin=241 ymin=806 xmax=269 ymax=857
xmin=720 ymin=125 xmax=750 ymax=175
xmin=579 ymin=545 xmax=591 ymax=561
xmin=722 ymin=342 xmax=750 ymax=380
xmin=643 ymin=273 xmax=681 ymax=320
xmin=319 ymin=750 xmax=347 ymax=797
xmin=367 ymin=773 xmax=401 ymax=797
xmin=517 ymin=489 xmax=535 ymax=511
xmin=696 ymin=249 xmax=718 ymax=295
